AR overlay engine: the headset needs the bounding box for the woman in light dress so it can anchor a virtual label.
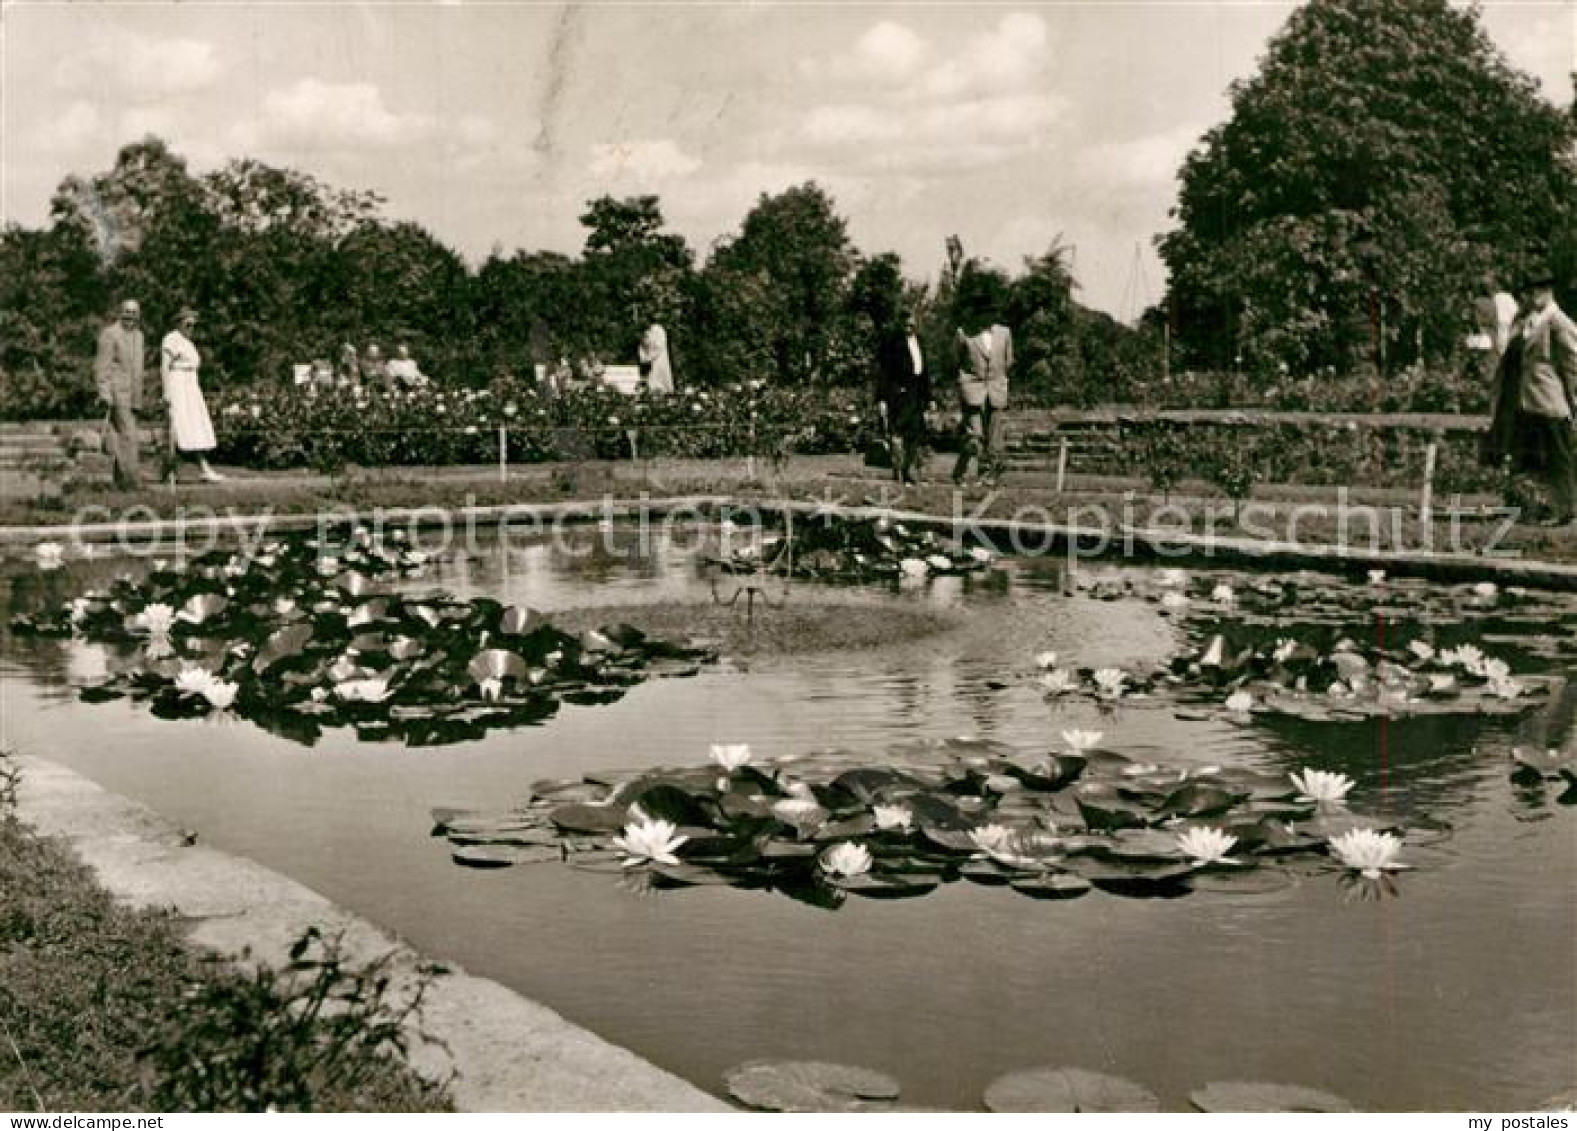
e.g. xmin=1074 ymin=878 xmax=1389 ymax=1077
xmin=638 ymin=321 xmax=674 ymax=394
xmin=161 ymin=307 xmax=223 ymax=483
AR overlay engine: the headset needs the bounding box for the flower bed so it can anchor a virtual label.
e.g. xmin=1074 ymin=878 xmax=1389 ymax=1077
xmin=211 ymin=380 xmax=879 ymax=471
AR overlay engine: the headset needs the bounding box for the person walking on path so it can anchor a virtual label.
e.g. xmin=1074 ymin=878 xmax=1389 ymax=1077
xmin=160 ymin=307 xmax=223 ymax=483
xmin=94 ymin=298 xmax=147 ymax=489
xmin=951 ymin=313 xmax=1013 ymax=488
xmin=876 ymin=309 xmax=930 ymax=486
xmin=1509 ymin=272 xmax=1577 ymax=524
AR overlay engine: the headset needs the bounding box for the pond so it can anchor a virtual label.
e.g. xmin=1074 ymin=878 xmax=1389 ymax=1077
xmin=3 ymin=524 xmax=1574 ymax=1111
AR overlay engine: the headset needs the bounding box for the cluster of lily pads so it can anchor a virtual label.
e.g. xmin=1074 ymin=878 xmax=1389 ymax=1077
xmin=720 ymin=1058 xmax=1359 ymax=1113
xmin=708 ymin=515 xmax=993 ymax=582
xmin=1510 ymin=745 xmax=1577 ymax=805
xmin=433 ymin=736 xmax=1423 ymax=904
xmin=11 ymin=530 xmax=715 ymax=746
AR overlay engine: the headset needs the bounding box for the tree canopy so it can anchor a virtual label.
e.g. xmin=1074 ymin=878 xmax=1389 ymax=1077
xmin=1159 ymin=0 xmax=1577 ymax=375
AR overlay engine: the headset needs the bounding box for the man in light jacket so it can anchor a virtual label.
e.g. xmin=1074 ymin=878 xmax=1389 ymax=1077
xmin=1515 ymin=272 xmax=1577 ymax=523
xmin=95 ymin=298 xmax=146 ymax=488
xmin=951 ymin=317 xmax=1013 ymax=487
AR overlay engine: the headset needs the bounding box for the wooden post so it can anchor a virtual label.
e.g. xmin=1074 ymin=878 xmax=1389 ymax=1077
xmin=498 ymin=425 xmax=507 ymax=484
xmin=1419 ymin=440 xmax=1438 ymax=528
xmin=1055 ymin=438 xmax=1069 ymax=494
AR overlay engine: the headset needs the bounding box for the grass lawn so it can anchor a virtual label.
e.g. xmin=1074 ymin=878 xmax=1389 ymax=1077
xmin=0 ymin=753 xmax=452 ymax=1113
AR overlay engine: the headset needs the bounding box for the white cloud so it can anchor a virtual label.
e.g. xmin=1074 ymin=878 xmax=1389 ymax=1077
xmin=33 ymin=100 xmax=102 ymax=154
xmin=236 ymin=79 xmax=438 ymax=153
xmin=54 ymin=33 xmax=221 ymax=100
xmin=844 ymin=20 xmax=931 ymax=83
xmin=1075 ymin=123 xmax=1202 ymax=190
xmin=799 ymin=93 xmax=1065 ymax=172
xmin=916 ymin=12 xmax=1050 ymax=100
xmin=587 ymin=139 xmax=701 ymax=182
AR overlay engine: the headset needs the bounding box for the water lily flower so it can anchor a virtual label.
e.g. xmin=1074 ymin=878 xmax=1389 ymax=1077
xmin=35 ymin=542 xmax=63 ymax=569
xmin=925 ymin=554 xmax=952 ymax=572
xmin=68 ymin=598 xmax=92 ymax=626
xmin=1471 ymin=581 xmax=1498 ymax=599
xmin=1033 ymin=651 xmax=1058 ymax=670
xmin=1481 ymin=657 xmax=1511 ymax=683
xmin=1176 ymin=826 xmax=1240 ymax=867
xmin=1291 ymin=768 xmax=1354 ymax=804
xmin=336 ymin=678 xmax=392 ymax=704
xmin=200 ymin=679 xmax=239 ymax=710
xmin=128 ymin=602 xmax=175 ymax=637
xmin=968 ymin=546 xmax=994 ymax=564
xmin=1438 ymin=644 xmax=1486 ymax=675
xmin=898 ymin=557 xmax=928 ymax=579
xmin=175 ymin=666 xmax=215 ymax=696
xmin=710 ymin=743 xmax=752 ymax=772
xmin=771 ymin=797 xmax=828 ymax=828
xmin=613 ymin=818 xmax=688 ymax=868
xmin=1160 ymin=590 xmax=1190 ymax=609
xmin=1489 ymin=677 xmax=1524 ymax=700
xmin=1060 ymin=729 xmax=1103 ymax=753
xmin=820 ymin=841 xmax=873 ymax=878
xmin=1224 ymin=690 xmax=1255 ymax=714
xmin=1328 ymin=828 xmax=1406 ymax=879
xmin=1092 ymin=668 xmax=1128 ymax=698
xmin=1272 ymin=638 xmax=1299 ymax=664
xmin=872 ymin=804 xmax=913 ymax=832
xmin=477 ymin=676 xmax=503 ymax=701
xmin=1406 ymin=640 xmax=1436 ymax=662
xmin=1038 ymin=670 xmax=1076 ymax=696
xmin=1210 ymin=583 xmax=1235 ymax=604
xmin=1156 ymin=568 xmax=1188 ymax=588
xmin=1367 ymin=569 xmax=1386 ymax=584
xmin=969 ymin=824 xmax=1015 ymax=856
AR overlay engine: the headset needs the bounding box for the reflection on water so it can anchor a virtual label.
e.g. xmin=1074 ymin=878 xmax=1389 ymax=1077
xmin=2 ymin=530 xmax=1575 ymax=1111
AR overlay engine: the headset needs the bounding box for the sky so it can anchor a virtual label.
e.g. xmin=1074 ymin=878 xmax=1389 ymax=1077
xmin=3 ymin=1 xmax=1573 ymax=319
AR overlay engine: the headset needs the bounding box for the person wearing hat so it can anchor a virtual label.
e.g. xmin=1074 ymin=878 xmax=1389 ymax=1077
xmin=1509 ymin=271 xmax=1577 ymax=524
xmin=160 ymin=307 xmax=223 ymax=483
xmin=94 ymin=298 xmax=147 ymax=489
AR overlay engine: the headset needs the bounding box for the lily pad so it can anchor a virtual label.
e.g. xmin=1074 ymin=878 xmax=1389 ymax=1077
xmin=984 ymin=1067 xmax=1159 ymax=1112
xmin=1190 ymin=1081 xmax=1354 ymax=1113
xmin=451 ymin=844 xmax=561 ymax=868
xmin=724 ymin=1060 xmax=901 ymax=1113
xmin=1008 ymin=874 xmax=1091 ymax=900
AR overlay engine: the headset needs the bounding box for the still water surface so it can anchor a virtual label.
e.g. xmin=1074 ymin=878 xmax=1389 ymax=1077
xmin=2 ymin=530 xmax=1573 ymax=1110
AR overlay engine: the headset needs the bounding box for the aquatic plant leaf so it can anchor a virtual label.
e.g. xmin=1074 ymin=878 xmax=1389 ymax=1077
xmin=833 ymin=873 xmax=938 ymax=898
xmin=550 ymin=803 xmax=632 ymax=834
xmin=498 ymin=605 xmax=548 ymax=635
xmin=1158 ymin=783 xmax=1247 ymax=818
xmin=626 ymin=784 xmax=711 ymax=827
xmin=1190 ymin=1082 xmax=1354 ymax=1113
xmin=724 ymin=1060 xmax=902 ymax=1113
xmin=1009 ymin=874 xmax=1091 ymax=900
xmin=984 ymin=1067 xmax=1158 ymax=1112
xmin=467 ymin=649 xmax=528 ymax=684
xmin=451 ymin=844 xmax=560 ymax=868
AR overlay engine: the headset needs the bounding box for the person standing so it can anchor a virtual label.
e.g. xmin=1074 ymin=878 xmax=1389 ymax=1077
xmin=1511 ymin=272 xmax=1577 ymax=524
xmin=161 ymin=307 xmax=223 ymax=483
xmin=876 ymin=310 xmax=930 ymax=486
xmin=951 ymin=314 xmax=1013 ymax=487
xmin=638 ymin=321 xmax=674 ymax=394
xmin=94 ymin=298 xmax=147 ymax=489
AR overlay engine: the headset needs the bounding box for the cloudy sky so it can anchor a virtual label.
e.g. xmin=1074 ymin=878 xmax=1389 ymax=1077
xmin=3 ymin=1 xmax=1572 ymax=318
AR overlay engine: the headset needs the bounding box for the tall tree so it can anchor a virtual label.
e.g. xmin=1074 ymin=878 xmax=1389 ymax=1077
xmin=1159 ymin=0 xmax=1577 ymax=375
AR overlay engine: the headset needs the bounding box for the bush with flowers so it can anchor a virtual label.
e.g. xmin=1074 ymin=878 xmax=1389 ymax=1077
xmin=211 ymin=378 xmax=881 ymax=471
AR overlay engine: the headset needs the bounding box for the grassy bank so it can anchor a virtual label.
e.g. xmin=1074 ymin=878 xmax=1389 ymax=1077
xmin=0 ymin=751 xmax=451 ymax=1113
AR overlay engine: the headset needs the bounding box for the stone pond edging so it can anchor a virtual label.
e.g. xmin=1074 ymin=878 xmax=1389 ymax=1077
xmin=10 ymin=754 xmax=726 ymax=1112
xmin=3 ymin=493 xmax=1576 ymax=590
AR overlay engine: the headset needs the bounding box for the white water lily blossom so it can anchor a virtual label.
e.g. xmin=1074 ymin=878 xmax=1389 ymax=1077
xmin=1210 ymin=583 xmax=1236 ymax=604
xmin=1156 ymin=568 xmax=1188 ymax=588
xmin=1406 ymin=640 xmax=1436 ymax=662
xmin=1092 ymin=668 xmax=1128 ymax=698
xmin=1328 ymin=828 xmax=1407 ymax=879
xmin=1033 ymin=651 xmax=1059 ymax=670
xmin=336 ymin=678 xmax=392 ymax=704
xmin=871 ymin=804 xmax=914 ymax=832
xmin=968 ymin=824 xmax=1015 ymax=857
xmin=1272 ymin=638 xmax=1300 ymax=664
xmin=821 ymin=841 xmax=873 ymax=878
xmin=1224 ymin=690 xmax=1255 ymax=714
xmin=925 ymin=554 xmax=952 ymax=572
xmin=132 ymin=603 xmax=176 ymax=637
xmin=1291 ymin=768 xmax=1355 ymax=804
xmin=1176 ymin=826 xmax=1240 ymax=867
xmin=613 ymin=818 xmax=689 ymax=868
xmin=477 ymin=676 xmax=503 ymax=702
xmin=1471 ymin=581 xmax=1498 ymax=599
xmin=1038 ymin=669 xmax=1076 ymax=696
xmin=1367 ymin=569 xmax=1387 ymax=585
xmin=201 ymin=679 xmax=239 ymax=710
xmin=175 ymin=667 xmax=215 ymax=696
xmin=899 ymin=558 xmax=929 ymax=579
xmin=1438 ymin=644 xmax=1487 ymax=676
xmin=1060 ymin=729 xmax=1103 ymax=753
xmin=710 ymin=743 xmax=753 ymax=772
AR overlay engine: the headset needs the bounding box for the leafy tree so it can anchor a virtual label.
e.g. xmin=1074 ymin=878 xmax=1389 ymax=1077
xmin=706 ymin=182 xmax=858 ymax=384
xmin=1159 ymin=0 xmax=1577 ymax=376
xmin=576 ymin=195 xmax=694 ymax=361
xmin=1009 ymin=238 xmax=1080 ymax=402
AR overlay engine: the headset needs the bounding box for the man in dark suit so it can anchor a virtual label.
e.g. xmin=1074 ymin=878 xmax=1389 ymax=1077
xmin=94 ymin=298 xmax=146 ymax=488
xmin=876 ymin=310 xmax=930 ymax=485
